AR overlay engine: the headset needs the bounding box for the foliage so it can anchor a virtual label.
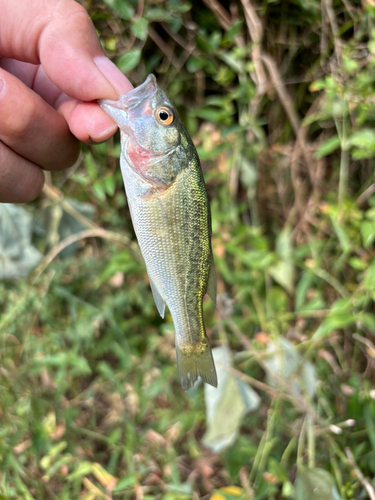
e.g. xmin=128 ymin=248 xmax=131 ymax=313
xmin=1 ymin=0 xmax=375 ymax=498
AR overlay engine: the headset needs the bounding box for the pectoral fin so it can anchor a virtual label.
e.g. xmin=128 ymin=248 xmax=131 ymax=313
xmin=149 ymin=277 xmax=166 ymax=318
xmin=206 ymin=257 xmax=217 ymax=307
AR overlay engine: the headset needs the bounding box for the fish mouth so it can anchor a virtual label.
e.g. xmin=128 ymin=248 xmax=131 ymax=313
xmin=98 ymin=74 xmax=158 ymax=127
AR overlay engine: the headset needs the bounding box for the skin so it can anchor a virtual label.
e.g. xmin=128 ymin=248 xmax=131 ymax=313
xmin=0 ymin=0 xmax=133 ymax=203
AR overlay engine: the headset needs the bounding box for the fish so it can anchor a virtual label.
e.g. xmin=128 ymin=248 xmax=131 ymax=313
xmin=99 ymin=74 xmax=217 ymax=390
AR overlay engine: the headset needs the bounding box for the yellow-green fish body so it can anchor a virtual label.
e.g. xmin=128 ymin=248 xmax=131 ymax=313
xmin=99 ymin=75 xmax=217 ymax=390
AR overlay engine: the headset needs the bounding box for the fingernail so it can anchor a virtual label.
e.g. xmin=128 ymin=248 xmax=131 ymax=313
xmin=94 ymin=56 xmax=134 ymax=95
xmin=90 ymin=123 xmax=118 ymax=142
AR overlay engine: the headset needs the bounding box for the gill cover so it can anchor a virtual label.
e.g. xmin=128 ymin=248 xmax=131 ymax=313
xmin=99 ymin=75 xmax=187 ymax=187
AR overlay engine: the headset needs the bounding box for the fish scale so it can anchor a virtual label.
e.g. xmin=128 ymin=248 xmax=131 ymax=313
xmin=99 ymin=75 xmax=217 ymax=390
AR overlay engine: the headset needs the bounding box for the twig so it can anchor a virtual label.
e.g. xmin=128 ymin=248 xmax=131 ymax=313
xmin=357 ymin=183 xmax=375 ymax=206
xmin=240 ymin=0 xmax=263 ymax=43
xmin=240 ymin=0 xmax=267 ymax=111
xmin=136 ymin=0 xmax=144 ymax=18
xmin=148 ymin=27 xmax=175 ymax=66
xmin=202 ymin=0 xmax=231 ymax=29
xmin=346 ymin=448 xmax=375 ymax=500
xmin=323 ymin=0 xmax=342 ymax=62
xmin=217 ymin=361 xmax=278 ymax=397
xmin=161 ymin=22 xmax=193 ymax=49
xmin=289 ymin=96 xmax=325 ymax=234
xmin=261 ymin=53 xmax=301 ymax=135
xmin=335 ymin=108 xmax=349 ymax=207
xmin=42 ymin=183 xmax=98 ymax=231
xmin=35 ymin=228 xmax=140 ymax=277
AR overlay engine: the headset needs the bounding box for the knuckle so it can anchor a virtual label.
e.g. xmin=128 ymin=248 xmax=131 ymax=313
xmin=1 ymin=99 xmax=37 ymax=140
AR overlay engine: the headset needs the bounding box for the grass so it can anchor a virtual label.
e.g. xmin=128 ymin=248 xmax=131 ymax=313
xmin=1 ymin=0 xmax=375 ymax=498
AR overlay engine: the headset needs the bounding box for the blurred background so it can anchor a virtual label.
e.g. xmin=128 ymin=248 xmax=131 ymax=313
xmin=1 ymin=0 xmax=375 ymax=498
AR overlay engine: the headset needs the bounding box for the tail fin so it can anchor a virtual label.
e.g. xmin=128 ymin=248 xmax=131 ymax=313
xmin=176 ymin=341 xmax=217 ymax=391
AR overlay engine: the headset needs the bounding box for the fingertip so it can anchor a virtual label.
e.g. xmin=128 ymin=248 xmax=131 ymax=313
xmin=94 ymin=56 xmax=134 ymax=95
xmin=62 ymin=100 xmax=118 ymax=143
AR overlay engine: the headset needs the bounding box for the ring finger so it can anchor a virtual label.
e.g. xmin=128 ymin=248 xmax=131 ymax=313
xmin=0 ymin=141 xmax=45 ymax=202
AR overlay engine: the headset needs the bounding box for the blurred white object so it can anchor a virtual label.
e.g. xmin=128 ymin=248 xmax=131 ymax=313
xmin=0 ymin=204 xmax=42 ymax=280
xmin=203 ymin=345 xmax=261 ymax=452
xmin=263 ymin=336 xmax=318 ymax=398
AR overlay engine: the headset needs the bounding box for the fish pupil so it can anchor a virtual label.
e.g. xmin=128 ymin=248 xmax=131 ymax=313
xmin=159 ymin=110 xmax=169 ymax=121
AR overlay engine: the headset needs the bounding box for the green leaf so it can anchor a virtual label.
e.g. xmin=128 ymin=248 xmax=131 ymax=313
xmin=117 ymin=49 xmax=142 ymax=73
xmin=92 ymin=180 xmax=107 ymax=202
xmin=131 ymin=18 xmax=148 ymax=40
xmin=269 ymin=225 xmax=295 ymax=294
xmin=84 ymin=151 xmax=97 ymax=180
xmin=295 ymin=271 xmax=315 ymax=311
xmin=223 ymin=20 xmax=243 ymax=43
xmin=295 ymin=468 xmax=341 ymax=500
xmin=103 ymin=0 xmax=134 ymax=20
xmin=330 ymin=217 xmax=351 ymax=253
xmin=67 ymin=461 xmax=93 ymax=481
xmin=309 ymin=79 xmax=326 ymax=92
xmin=348 ymin=129 xmax=375 ymax=159
xmin=186 ymin=56 xmax=207 ymax=73
xmin=314 ymin=136 xmax=341 ymax=159
xmin=113 ymin=475 xmax=138 ymax=491
xmin=312 ymin=313 xmax=356 ymax=340
xmin=361 ymin=220 xmax=375 ymax=248
xmin=103 ymin=175 xmax=116 ymax=197
xmin=348 ymin=128 xmax=375 ymax=148
xmin=349 ymin=257 xmax=367 ymax=270
xmin=145 ymin=7 xmax=168 ymax=20
xmin=240 ymin=157 xmax=257 ymax=200
xmin=342 ymin=54 xmax=359 ymax=73
xmin=364 ymin=260 xmax=375 ymax=290
xmin=40 ymin=442 xmax=68 ymax=470
xmin=359 ymin=312 xmax=375 ymax=331
xmin=190 ymin=106 xmax=233 ymax=123
xmin=218 ymin=52 xmax=244 ymax=74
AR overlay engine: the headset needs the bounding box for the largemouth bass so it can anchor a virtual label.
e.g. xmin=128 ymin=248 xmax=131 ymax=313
xmin=99 ymin=75 xmax=217 ymax=390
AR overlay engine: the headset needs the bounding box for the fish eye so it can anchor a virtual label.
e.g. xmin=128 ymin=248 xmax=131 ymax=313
xmin=155 ymin=106 xmax=174 ymax=126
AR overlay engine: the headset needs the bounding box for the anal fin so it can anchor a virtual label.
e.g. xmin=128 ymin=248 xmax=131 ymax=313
xmin=149 ymin=277 xmax=166 ymax=318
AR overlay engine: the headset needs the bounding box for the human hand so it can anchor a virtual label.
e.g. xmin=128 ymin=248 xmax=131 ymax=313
xmin=0 ymin=0 xmax=133 ymax=203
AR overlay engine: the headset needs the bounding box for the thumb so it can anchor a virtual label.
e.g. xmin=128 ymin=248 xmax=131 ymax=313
xmin=0 ymin=0 xmax=132 ymax=100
